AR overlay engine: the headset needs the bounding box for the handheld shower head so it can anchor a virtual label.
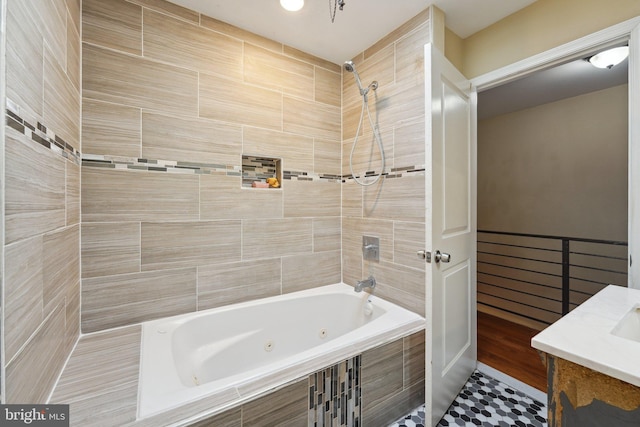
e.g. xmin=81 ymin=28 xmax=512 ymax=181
xmin=344 ymin=60 xmax=355 ymax=73
xmin=344 ymin=60 xmax=365 ymax=93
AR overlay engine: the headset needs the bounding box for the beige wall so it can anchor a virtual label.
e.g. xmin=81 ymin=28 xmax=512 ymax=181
xmin=3 ymin=0 xmax=81 ymax=403
xmin=80 ymin=0 xmax=344 ymax=332
xmin=459 ymin=0 xmax=640 ymax=78
xmin=478 ymin=84 xmax=628 ymax=241
xmin=341 ymin=9 xmax=429 ymax=316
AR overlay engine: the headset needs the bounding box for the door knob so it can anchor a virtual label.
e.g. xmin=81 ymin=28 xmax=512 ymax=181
xmin=434 ymin=250 xmax=451 ymax=263
xmin=417 ymin=250 xmax=432 ymax=263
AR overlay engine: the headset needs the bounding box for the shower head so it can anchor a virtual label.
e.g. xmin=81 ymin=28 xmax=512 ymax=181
xmin=344 ymin=60 xmax=365 ymax=93
xmin=344 ymin=60 xmax=355 ymax=73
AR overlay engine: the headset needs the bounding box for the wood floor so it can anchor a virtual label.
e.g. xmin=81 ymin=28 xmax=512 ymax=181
xmin=477 ymin=311 xmax=548 ymax=393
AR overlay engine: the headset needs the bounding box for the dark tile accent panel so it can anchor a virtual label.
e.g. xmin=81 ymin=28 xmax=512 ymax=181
xmin=309 ymin=356 xmax=361 ymax=427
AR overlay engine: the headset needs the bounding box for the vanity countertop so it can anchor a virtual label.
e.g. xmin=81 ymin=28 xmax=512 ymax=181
xmin=532 ymin=285 xmax=640 ymax=387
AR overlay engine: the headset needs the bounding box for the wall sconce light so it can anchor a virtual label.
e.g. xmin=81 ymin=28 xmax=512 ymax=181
xmin=280 ymin=0 xmax=304 ymax=12
xmin=588 ymin=46 xmax=629 ymax=69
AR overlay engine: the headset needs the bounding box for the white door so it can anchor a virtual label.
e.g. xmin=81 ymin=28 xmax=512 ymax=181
xmin=424 ymin=43 xmax=477 ymax=427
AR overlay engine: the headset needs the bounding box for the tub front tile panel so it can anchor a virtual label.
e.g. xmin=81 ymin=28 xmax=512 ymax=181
xmin=362 ymin=380 xmax=425 ymax=427
xmin=404 ymin=330 xmax=426 ymax=387
xmin=143 ymin=9 xmax=243 ymax=78
xmin=242 ymin=380 xmax=308 ymax=426
xmin=361 ymin=339 xmax=404 ymax=412
xmin=82 ymin=0 xmax=142 ymax=55
xmin=361 ymin=331 xmax=426 ymax=426
xmin=81 ymin=268 xmax=197 ymax=332
xmin=187 ymin=407 xmax=242 ymax=427
xmin=309 ymin=356 xmax=362 ymax=427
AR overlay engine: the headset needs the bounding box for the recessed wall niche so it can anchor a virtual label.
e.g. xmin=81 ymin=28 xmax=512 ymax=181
xmin=242 ymin=155 xmax=283 ymax=189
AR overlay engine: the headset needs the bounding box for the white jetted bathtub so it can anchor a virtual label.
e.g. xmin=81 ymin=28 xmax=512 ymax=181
xmin=137 ymin=283 xmax=425 ymax=420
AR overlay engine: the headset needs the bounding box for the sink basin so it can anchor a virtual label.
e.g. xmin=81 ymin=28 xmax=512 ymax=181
xmin=611 ymin=304 xmax=640 ymax=343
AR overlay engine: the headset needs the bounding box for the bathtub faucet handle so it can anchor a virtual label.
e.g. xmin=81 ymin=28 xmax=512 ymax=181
xmin=355 ymin=275 xmax=376 ymax=292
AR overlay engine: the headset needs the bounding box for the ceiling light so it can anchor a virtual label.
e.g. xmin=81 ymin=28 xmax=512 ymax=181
xmin=280 ymin=0 xmax=304 ymax=12
xmin=588 ymin=46 xmax=629 ymax=69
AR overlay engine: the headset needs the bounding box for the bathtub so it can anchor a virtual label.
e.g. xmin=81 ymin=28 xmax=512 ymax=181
xmin=137 ymin=283 xmax=425 ymax=421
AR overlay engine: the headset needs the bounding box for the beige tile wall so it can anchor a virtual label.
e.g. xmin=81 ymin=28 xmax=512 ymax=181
xmin=3 ymin=0 xmax=81 ymax=403
xmin=342 ymin=9 xmax=430 ymax=316
xmin=80 ymin=0 xmax=342 ymax=332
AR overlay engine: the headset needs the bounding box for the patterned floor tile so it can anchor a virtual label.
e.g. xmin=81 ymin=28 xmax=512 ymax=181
xmin=388 ymin=370 xmax=547 ymax=427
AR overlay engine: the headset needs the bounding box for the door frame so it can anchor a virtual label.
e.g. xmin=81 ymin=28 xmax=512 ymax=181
xmin=470 ymin=16 xmax=640 ymax=289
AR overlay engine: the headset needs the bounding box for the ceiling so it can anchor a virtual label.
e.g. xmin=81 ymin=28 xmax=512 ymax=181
xmin=167 ymin=0 xmax=538 ymax=65
xmin=478 ymin=54 xmax=629 ymax=119
xmin=166 ymin=0 xmax=628 ymax=118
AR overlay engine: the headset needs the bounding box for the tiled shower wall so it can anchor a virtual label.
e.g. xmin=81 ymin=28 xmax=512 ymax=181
xmin=80 ymin=0 xmax=343 ymax=332
xmin=342 ymin=11 xmax=429 ymax=316
xmin=3 ymin=0 xmax=81 ymax=402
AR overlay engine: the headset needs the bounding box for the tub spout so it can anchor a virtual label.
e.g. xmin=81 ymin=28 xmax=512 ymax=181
xmin=355 ymin=276 xmax=376 ymax=292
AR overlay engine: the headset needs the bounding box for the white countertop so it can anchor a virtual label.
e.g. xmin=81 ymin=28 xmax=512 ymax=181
xmin=532 ymin=285 xmax=640 ymax=387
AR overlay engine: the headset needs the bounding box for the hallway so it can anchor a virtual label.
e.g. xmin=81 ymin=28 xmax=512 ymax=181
xmin=477 ymin=312 xmax=547 ymax=393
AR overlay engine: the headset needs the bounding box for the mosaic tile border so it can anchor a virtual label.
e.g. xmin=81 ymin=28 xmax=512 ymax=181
xmin=81 ymin=154 xmax=242 ymax=175
xmin=5 ymin=101 xmax=80 ymax=164
xmin=5 ymin=99 xmax=425 ymax=182
xmin=309 ymin=356 xmax=361 ymax=427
